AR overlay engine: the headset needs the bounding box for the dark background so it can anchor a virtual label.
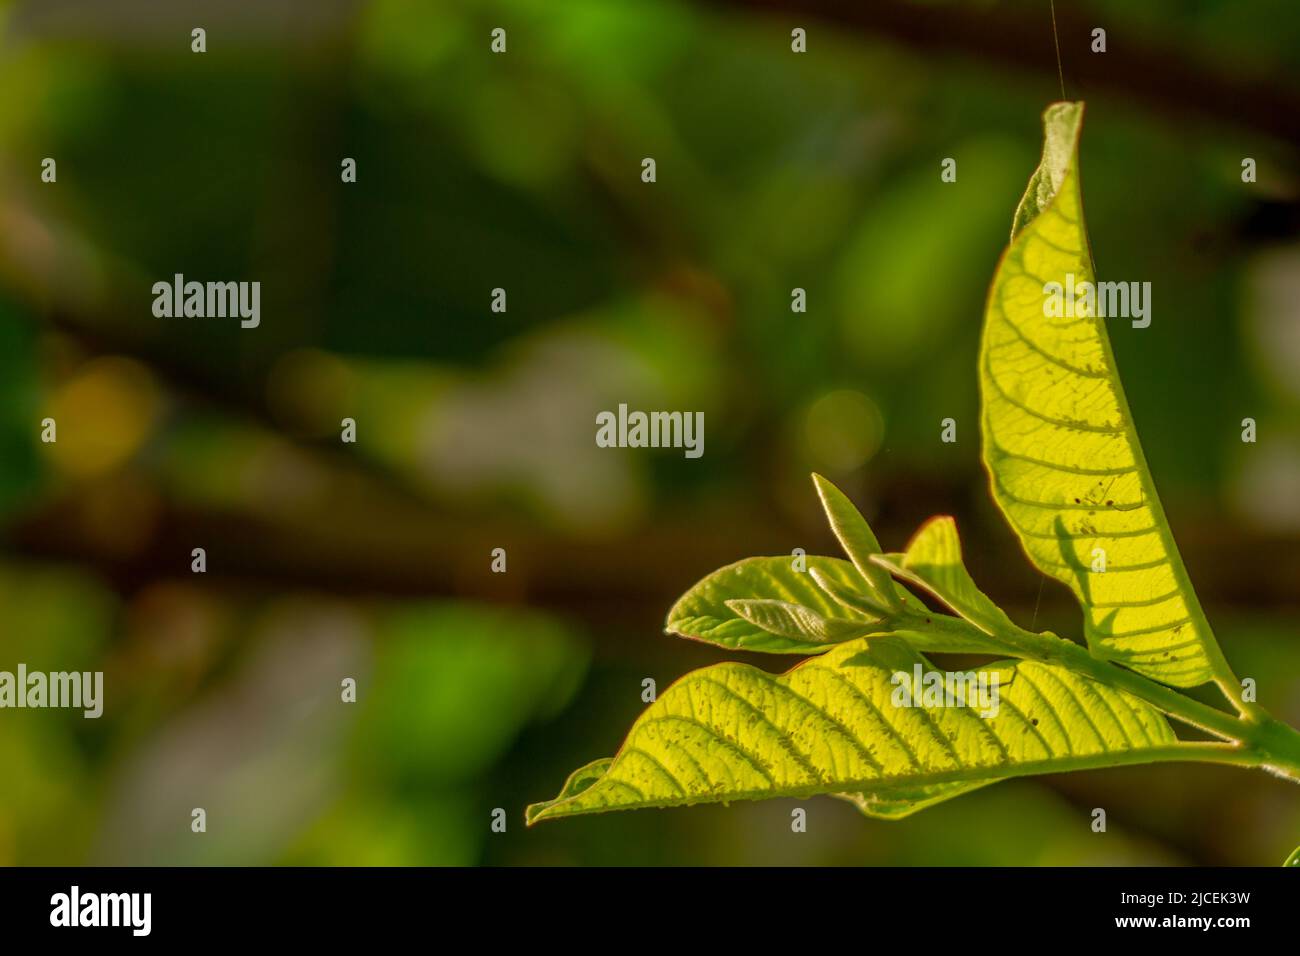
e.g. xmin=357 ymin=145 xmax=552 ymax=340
xmin=1 ymin=0 xmax=1299 ymax=864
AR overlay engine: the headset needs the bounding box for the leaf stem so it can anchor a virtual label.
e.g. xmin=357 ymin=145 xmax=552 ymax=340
xmin=1246 ymin=717 xmax=1300 ymax=782
xmin=895 ymin=610 xmax=1273 ymax=746
xmin=1039 ymin=639 xmax=1300 ymax=782
xmin=1050 ymin=641 xmax=1246 ymax=741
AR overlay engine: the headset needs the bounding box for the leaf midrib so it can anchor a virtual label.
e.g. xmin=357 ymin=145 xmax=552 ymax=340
xmin=535 ymin=742 xmax=1255 ymax=818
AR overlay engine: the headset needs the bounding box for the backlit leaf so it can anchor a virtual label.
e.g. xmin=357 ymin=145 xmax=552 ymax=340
xmin=666 ymin=555 xmax=871 ymax=654
xmin=527 ymin=636 xmax=1178 ymax=823
xmin=808 ymin=566 xmax=893 ymax=617
xmin=724 ymin=599 xmax=874 ymax=644
xmin=812 ymin=473 xmax=898 ymax=605
xmin=833 ymin=780 xmax=993 ymax=820
xmin=979 ymin=101 xmax=1232 ymax=688
xmin=872 ymin=516 xmax=1020 ymax=641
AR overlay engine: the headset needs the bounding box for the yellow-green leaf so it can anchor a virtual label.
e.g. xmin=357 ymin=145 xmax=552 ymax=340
xmin=526 ymin=636 xmax=1179 ymax=823
xmin=979 ymin=101 xmax=1232 ymax=688
xmin=873 ymin=516 xmax=1020 ymax=641
xmin=871 ymin=623 xmax=1019 ymax=656
xmin=525 ymin=758 xmax=613 ymax=823
xmin=808 ymin=566 xmax=891 ymax=617
xmin=833 ymin=781 xmax=993 ymax=820
xmin=666 ymin=555 xmax=870 ymax=654
xmin=812 ymin=473 xmax=898 ymax=605
xmin=724 ymin=599 xmax=875 ymax=644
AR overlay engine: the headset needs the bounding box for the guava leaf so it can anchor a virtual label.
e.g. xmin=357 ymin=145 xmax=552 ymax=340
xmin=808 ymin=566 xmax=890 ymax=617
xmin=668 ymin=550 xmax=1010 ymax=657
xmin=525 ymin=758 xmax=613 ymax=823
xmin=865 ymin=623 xmax=1018 ymax=657
xmin=666 ymin=555 xmax=872 ymax=654
xmin=812 ymin=473 xmax=898 ymax=604
xmin=979 ymin=101 xmax=1231 ymax=688
xmin=527 ymin=636 xmax=1178 ymax=823
xmin=1285 ymin=845 xmax=1300 ymax=868
xmin=724 ymin=599 xmax=875 ymax=644
xmin=833 ymin=780 xmax=993 ymax=820
xmin=872 ymin=517 xmax=1021 ymax=641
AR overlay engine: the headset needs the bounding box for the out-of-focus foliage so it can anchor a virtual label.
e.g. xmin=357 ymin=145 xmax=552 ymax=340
xmin=0 ymin=297 xmax=41 ymax=516
xmin=2 ymin=0 xmax=1299 ymax=863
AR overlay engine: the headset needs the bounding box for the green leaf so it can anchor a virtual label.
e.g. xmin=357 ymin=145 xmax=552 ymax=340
xmin=666 ymin=555 xmax=871 ymax=654
xmin=812 ymin=558 xmax=1014 ymax=656
xmin=811 ymin=473 xmax=898 ymax=605
xmin=809 ymin=557 xmax=920 ymax=616
xmin=808 ymin=566 xmax=890 ymax=617
xmin=872 ymin=516 xmax=1020 ymax=641
xmin=724 ymin=599 xmax=874 ymax=644
xmin=872 ymin=624 xmax=1020 ymax=657
xmin=833 ymin=781 xmax=993 ymax=820
xmin=1285 ymin=846 xmax=1300 ymax=868
xmin=525 ymin=758 xmax=613 ymax=824
xmin=527 ymin=636 xmax=1179 ymax=823
xmin=833 ymin=657 xmax=1022 ymax=820
xmin=979 ymin=101 xmax=1232 ymax=688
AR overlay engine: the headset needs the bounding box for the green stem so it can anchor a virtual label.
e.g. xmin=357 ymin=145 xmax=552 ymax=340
xmin=887 ymin=609 xmax=1300 ymax=781
xmin=1248 ymin=717 xmax=1300 ymax=782
xmin=1052 ymin=641 xmax=1245 ymax=741
xmin=1219 ymin=676 xmax=1268 ymax=724
xmin=1046 ymin=639 xmax=1300 ymax=782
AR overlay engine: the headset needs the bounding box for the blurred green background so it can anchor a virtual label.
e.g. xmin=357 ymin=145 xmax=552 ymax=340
xmin=2 ymin=0 xmax=1300 ymax=865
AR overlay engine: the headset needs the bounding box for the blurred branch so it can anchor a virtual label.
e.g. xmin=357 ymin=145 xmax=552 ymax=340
xmin=11 ymin=483 xmax=1300 ymax=618
xmin=706 ymin=0 xmax=1300 ymax=148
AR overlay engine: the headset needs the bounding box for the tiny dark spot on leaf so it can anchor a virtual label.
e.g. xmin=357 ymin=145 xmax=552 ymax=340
xmin=1031 ymin=718 xmax=1039 ymax=726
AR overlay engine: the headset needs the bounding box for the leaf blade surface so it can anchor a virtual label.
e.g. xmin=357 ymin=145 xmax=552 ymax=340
xmin=667 ymin=556 xmax=872 ymax=654
xmin=528 ymin=636 xmax=1178 ymax=822
xmin=980 ymin=102 xmax=1229 ymax=688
